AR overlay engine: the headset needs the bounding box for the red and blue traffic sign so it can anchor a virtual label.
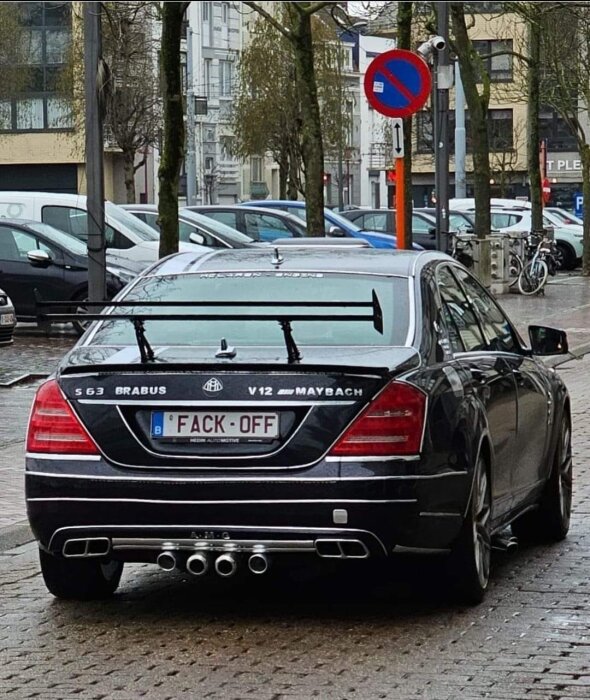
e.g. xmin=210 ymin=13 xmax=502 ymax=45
xmin=364 ymin=49 xmax=432 ymax=118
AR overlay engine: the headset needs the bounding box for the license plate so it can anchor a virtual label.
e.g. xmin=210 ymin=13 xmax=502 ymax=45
xmin=0 ymin=313 xmax=14 ymax=326
xmin=151 ymin=411 xmax=280 ymax=440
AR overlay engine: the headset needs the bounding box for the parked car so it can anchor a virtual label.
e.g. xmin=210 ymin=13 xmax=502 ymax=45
xmin=545 ymin=207 xmax=583 ymax=226
xmin=184 ymin=205 xmax=308 ymax=242
xmin=449 ymin=198 xmax=583 ymax=270
xmin=414 ymin=208 xmax=476 ymax=232
xmin=0 ymin=192 xmax=203 ymax=266
xmin=241 ymin=200 xmax=419 ymax=249
xmin=121 ymin=204 xmax=266 ymax=249
xmin=0 ymin=287 xmax=16 ymax=345
xmin=0 ymin=219 xmax=140 ymax=334
xmin=26 ymin=247 xmax=571 ymax=605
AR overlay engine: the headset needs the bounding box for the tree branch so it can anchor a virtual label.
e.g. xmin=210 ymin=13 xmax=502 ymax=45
xmin=242 ymin=2 xmax=293 ymax=39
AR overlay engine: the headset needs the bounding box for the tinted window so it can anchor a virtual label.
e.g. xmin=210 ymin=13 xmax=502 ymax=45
xmin=0 ymin=226 xmax=58 ymax=261
xmin=437 ymin=266 xmax=486 ymax=353
xmin=454 ymin=267 xmax=517 ymax=353
xmin=249 ymin=212 xmax=293 ymax=241
xmin=412 ymin=214 xmax=434 ymax=233
xmin=363 ymin=213 xmax=390 ymax=231
xmin=27 ymin=222 xmax=87 ymax=255
xmin=42 ymin=205 xmax=122 ymax=248
xmin=90 ymin=273 xmax=410 ymax=348
xmin=205 ymin=211 xmax=238 ymax=229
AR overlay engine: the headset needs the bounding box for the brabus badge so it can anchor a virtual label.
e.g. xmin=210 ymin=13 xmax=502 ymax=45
xmin=203 ymin=377 xmax=223 ymax=394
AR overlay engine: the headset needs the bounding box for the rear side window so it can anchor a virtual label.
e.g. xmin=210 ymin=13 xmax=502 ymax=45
xmin=206 ymin=211 xmax=238 ymax=229
xmin=437 ymin=266 xmax=486 ymax=353
xmin=42 ymin=205 xmax=125 ymax=248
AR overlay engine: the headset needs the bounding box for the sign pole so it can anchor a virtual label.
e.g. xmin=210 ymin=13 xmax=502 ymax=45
xmin=395 ymin=156 xmax=406 ymax=250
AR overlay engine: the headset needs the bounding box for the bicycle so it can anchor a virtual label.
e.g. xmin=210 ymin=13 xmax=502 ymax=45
xmin=517 ymin=235 xmax=555 ymax=295
xmin=448 ymin=231 xmax=475 ymax=268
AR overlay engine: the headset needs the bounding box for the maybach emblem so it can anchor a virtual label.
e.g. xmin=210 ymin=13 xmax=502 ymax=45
xmin=203 ymin=377 xmax=223 ymax=394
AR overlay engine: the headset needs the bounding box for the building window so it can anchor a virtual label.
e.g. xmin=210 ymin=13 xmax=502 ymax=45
xmin=222 ymin=2 xmax=229 ymax=24
xmin=472 ymin=39 xmax=513 ymax=82
xmin=219 ymin=60 xmax=233 ymax=97
xmin=415 ymin=108 xmax=513 ymax=154
xmin=539 ymin=107 xmax=578 ymax=152
xmin=220 ymin=135 xmax=234 ymax=161
xmin=202 ymin=1 xmax=211 ymax=22
xmin=1 ymin=1 xmax=72 ymax=132
xmin=251 ymin=156 xmax=263 ymax=182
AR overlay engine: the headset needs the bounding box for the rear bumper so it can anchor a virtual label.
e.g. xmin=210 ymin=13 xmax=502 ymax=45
xmin=26 ymin=456 xmax=470 ymax=558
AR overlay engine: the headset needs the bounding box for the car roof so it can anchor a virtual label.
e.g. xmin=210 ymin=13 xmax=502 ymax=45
xmin=186 ymin=205 xmax=305 ymax=220
xmin=141 ymin=247 xmax=449 ymax=279
xmin=244 ymin=200 xmax=305 ymax=208
xmin=0 ymin=218 xmax=49 ymax=228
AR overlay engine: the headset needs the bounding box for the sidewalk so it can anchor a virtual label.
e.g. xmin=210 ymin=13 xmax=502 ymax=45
xmin=1 ymin=272 xmax=590 ymax=547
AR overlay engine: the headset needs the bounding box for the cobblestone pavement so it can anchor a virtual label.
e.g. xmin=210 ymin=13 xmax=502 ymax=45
xmin=0 ymin=351 xmax=589 ymax=698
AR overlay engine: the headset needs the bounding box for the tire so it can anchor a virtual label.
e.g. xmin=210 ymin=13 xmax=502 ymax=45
xmin=446 ymin=455 xmax=492 ymax=605
xmin=39 ymin=549 xmax=123 ymax=600
xmin=518 ymin=259 xmax=549 ymax=296
xmin=555 ymin=242 xmax=577 ymax=271
xmin=508 ymin=252 xmax=523 ymax=288
xmin=511 ymin=412 xmax=572 ymax=543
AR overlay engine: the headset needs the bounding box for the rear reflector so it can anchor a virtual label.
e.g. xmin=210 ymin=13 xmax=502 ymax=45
xmin=26 ymin=379 xmax=99 ymax=455
xmin=329 ymin=380 xmax=426 ymax=457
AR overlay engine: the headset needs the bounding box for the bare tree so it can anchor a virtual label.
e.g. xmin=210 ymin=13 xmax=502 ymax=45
xmin=102 ymin=2 xmax=162 ymax=203
xmin=0 ymin=3 xmax=31 ymax=101
xmin=243 ymin=1 xmax=335 ymax=236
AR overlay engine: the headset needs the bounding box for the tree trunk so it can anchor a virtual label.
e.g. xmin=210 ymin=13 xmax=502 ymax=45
xmin=397 ymin=1 xmax=413 ymax=250
xmin=287 ymin=7 xmax=325 ymax=235
xmin=158 ymin=2 xmax=188 ymax=258
xmin=278 ymin=147 xmax=288 ymax=200
xmin=527 ymin=16 xmax=543 ymax=232
xmin=287 ymin=139 xmax=300 ymax=200
xmin=450 ymin=3 xmax=491 ymax=239
xmin=123 ymin=150 xmax=136 ymax=204
xmin=581 ymin=144 xmax=590 ymax=276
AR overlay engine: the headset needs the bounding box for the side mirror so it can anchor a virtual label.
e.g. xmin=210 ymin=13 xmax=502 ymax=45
xmin=27 ymin=249 xmax=52 ymax=268
xmin=528 ymin=325 xmax=569 ymax=355
xmin=427 ymin=226 xmax=436 ymax=238
xmin=328 ymin=225 xmax=345 ymax=238
xmin=189 ymin=232 xmax=205 ymax=245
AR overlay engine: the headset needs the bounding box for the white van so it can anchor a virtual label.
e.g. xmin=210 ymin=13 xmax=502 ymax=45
xmin=0 ymin=192 xmax=204 ymax=266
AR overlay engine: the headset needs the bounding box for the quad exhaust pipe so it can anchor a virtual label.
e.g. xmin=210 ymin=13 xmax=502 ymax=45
xmin=214 ymin=553 xmax=238 ymax=577
xmin=157 ymin=551 xmax=177 ymax=571
xmin=248 ymin=552 xmax=269 ymax=575
xmin=186 ymin=552 xmax=209 ymax=576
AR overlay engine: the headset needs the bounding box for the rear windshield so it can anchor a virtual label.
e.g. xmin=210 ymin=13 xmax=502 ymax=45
xmin=89 ymin=272 xmax=410 ymax=348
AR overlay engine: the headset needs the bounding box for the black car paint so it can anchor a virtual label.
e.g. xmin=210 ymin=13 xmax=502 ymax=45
xmin=0 ymin=220 xmax=133 ymax=320
xmin=26 ymin=249 xmax=569 ymax=566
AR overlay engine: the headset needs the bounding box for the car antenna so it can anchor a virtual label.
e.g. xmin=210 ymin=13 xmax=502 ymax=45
xmin=215 ymin=337 xmax=237 ymax=359
xmin=272 ymin=247 xmax=284 ymax=267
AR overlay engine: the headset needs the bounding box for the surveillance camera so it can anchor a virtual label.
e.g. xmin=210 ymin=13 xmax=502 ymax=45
xmin=417 ymin=35 xmax=446 ymax=59
xmin=431 ymin=35 xmax=446 ymax=51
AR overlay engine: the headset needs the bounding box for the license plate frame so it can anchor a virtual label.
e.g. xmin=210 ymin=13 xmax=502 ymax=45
xmin=151 ymin=410 xmax=280 ymax=442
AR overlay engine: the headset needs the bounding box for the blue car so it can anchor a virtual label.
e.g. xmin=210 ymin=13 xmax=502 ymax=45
xmin=241 ymin=200 xmax=422 ymax=250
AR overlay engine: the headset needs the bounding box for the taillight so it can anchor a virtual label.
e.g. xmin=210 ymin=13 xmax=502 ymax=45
xmin=26 ymin=379 xmax=99 ymax=455
xmin=329 ymin=381 xmax=426 ymax=457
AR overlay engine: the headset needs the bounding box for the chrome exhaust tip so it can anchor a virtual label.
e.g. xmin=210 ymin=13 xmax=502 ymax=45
xmin=248 ymin=552 xmax=269 ymax=575
xmin=214 ymin=553 xmax=238 ymax=577
xmin=157 ymin=551 xmax=177 ymax=571
xmin=186 ymin=552 xmax=209 ymax=576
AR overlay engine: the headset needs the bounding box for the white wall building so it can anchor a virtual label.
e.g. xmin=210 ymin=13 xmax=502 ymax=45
xmin=183 ymin=1 xmax=242 ymax=204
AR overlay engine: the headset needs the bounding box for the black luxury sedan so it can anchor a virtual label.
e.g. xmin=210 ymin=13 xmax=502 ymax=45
xmin=0 ymin=219 xmax=140 ymax=334
xmin=25 ymin=248 xmax=572 ymax=604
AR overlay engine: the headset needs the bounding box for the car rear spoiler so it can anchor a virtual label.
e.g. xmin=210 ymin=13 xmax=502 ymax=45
xmin=35 ymin=292 xmax=384 ymax=365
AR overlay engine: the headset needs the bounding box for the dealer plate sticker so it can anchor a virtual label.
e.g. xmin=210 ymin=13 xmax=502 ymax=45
xmin=151 ymin=411 xmax=279 ymax=440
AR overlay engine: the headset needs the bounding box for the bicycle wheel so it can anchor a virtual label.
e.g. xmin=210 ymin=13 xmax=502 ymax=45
xmin=508 ymin=252 xmax=523 ymax=288
xmin=518 ymin=259 xmax=549 ymax=295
